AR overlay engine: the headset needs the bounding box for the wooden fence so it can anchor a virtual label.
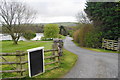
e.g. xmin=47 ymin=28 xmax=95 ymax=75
xmin=0 ymin=51 xmax=28 ymax=79
xmin=0 ymin=40 xmax=63 ymax=79
xmin=102 ymin=38 xmax=120 ymax=51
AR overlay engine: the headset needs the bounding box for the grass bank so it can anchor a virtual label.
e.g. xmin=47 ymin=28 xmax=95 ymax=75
xmin=72 ymin=40 xmax=118 ymax=53
xmin=1 ymin=41 xmax=78 ymax=79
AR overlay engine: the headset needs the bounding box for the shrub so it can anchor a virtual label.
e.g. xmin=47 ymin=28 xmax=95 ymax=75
xmin=85 ymin=31 xmax=102 ymax=48
xmin=73 ymin=23 xmax=102 ymax=48
xmin=78 ymin=24 xmax=93 ymax=46
xmin=73 ymin=24 xmax=102 ymax=47
xmin=44 ymin=24 xmax=60 ymax=38
xmin=73 ymin=29 xmax=80 ymax=43
xmin=23 ymin=30 xmax=36 ymax=40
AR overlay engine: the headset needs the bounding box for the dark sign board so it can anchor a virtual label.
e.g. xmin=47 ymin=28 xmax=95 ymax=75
xmin=27 ymin=47 xmax=44 ymax=77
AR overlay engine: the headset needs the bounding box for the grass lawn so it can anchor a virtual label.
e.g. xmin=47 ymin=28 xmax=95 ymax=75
xmin=72 ymin=40 xmax=118 ymax=53
xmin=1 ymin=41 xmax=53 ymax=53
xmin=1 ymin=41 xmax=78 ymax=79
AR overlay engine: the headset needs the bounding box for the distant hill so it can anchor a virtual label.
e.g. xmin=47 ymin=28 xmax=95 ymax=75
xmin=40 ymin=22 xmax=78 ymax=27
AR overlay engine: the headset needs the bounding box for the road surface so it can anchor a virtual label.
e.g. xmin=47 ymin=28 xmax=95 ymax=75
xmin=63 ymin=37 xmax=118 ymax=78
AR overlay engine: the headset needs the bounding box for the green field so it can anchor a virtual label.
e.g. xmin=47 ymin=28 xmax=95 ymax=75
xmin=1 ymin=41 xmax=53 ymax=53
xmin=1 ymin=41 xmax=78 ymax=79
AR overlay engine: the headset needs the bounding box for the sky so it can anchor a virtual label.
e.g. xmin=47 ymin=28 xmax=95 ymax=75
xmin=2 ymin=0 xmax=119 ymax=23
xmin=24 ymin=0 xmax=87 ymax=23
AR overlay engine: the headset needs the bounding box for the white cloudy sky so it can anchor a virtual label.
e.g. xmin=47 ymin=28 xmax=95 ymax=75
xmin=3 ymin=0 xmax=119 ymax=23
xmin=5 ymin=0 xmax=86 ymax=23
xmin=23 ymin=0 xmax=87 ymax=23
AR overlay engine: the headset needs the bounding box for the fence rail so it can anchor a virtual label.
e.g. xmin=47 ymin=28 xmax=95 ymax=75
xmin=0 ymin=39 xmax=63 ymax=79
xmin=45 ymin=55 xmax=59 ymax=59
xmin=0 ymin=49 xmax=58 ymax=56
xmin=0 ymin=69 xmax=26 ymax=73
xmin=102 ymin=38 xmax=120 ymax=51
xmin=0 ymin=61 xmax=28 ymax=65
xmin=0 ymin=49 xmax=60 ymax=79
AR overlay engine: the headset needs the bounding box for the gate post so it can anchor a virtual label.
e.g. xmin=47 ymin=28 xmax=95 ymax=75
xmin=16 ymin=51 xmax=24 ymax=76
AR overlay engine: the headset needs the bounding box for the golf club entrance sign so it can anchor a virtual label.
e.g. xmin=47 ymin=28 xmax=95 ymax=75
xmin=27 ymin=47 xmax=44 ymax=77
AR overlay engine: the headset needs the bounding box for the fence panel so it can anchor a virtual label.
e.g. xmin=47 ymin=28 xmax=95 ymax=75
xmin=102 ymin=38 xmax=119 ymax=51
xmin=0 ymin=40 xmax=63 ymax=79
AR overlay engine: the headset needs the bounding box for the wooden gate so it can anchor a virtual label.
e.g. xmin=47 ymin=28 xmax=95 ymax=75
xmin=102 ymin=38 xmax=120 ymax=51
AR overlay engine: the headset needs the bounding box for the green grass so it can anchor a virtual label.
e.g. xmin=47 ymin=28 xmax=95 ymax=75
xmin=1 ymin=41 xmax=53 ymax=53
xmin=58 ymin=35 xmax=66 ymax=39
xmin=72 ymin=40 xmax=118 ymax=53
xmin=40 ymin=35 xmax=66 ymax=41
xmin=30 ymin=49 xmax=78 ymax=78
xmin=82 ymin=47 xmax=118 ymax=53
xmin=1 ymin=41 xmax=78 ymax=79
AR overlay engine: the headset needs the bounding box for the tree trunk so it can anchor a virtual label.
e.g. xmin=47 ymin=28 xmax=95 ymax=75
xmin=11 ymin=35 xmax=18 ymax=45
xmin=13 ymin=40 xmax=18 ymax=45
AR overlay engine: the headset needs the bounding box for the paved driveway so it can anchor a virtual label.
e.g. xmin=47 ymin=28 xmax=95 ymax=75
xmin=63 ymin=37 xmax=118 ymax=78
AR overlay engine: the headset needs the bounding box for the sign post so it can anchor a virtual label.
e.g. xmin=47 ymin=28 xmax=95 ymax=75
xmin=27 ymin=47 xmax=44 ymax=77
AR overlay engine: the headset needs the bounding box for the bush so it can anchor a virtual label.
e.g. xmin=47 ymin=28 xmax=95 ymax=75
xmin=73 ymin=24 xmax=93 ymax=47
xmin=73 ymin=23 xmax=102 ymax=48
xmin=80 ymin=24 xmax=94 ymax=46
xmin=44 ymin=24 xmax=60 ymax=38
xmin=85 ymin=31 xmax=102 ymax=48
xmin=23 ymin=30 xmax=36 ymax=40
xmin=73 ymin=29 xmax=80 ymax=43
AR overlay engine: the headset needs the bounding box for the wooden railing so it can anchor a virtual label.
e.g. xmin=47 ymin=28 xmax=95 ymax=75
xmin=0 ymin=39 xmax=63 ymax=79
xmin=0 ymin=49 xmax=61 ymax=79
xmin=0 ymin=51 xmax=28 ymax=79
xmin=102 ymin=38 xmax=120 ymax=51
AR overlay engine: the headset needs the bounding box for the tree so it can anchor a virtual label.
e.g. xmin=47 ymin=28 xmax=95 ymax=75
xmin=84 ymin=2 xmax=120 ymax=40
xmin=76 ymin=11 xmax=91 ymax=24
xmin=23 ymin=30 xmax=36 ymax=40
xmin=44 ymin=24 xmax=60 ymax=38
xmin=59 ymin=25 xmax=68 ymax=36
xmin=0 ymin=0 xmax=36 ymax=44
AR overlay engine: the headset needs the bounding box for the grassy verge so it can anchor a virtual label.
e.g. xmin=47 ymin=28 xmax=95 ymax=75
xmin=1 ymin=41 xmax=78 ymax=79
xmin=31 ymin=49 xmax=78 ymax=78
xmin=72 ymin=40 xmax=118 ymax=53
xmin=81 ymin=47 xmax=118 ymax=53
